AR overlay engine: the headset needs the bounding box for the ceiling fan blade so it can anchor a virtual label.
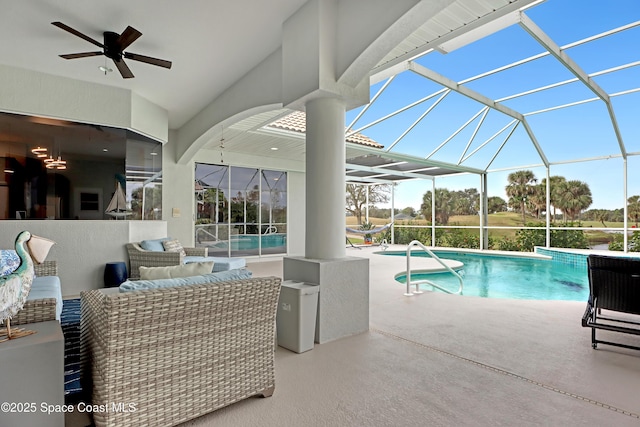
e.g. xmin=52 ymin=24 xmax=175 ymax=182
xmin=52 ymin=22 xmax=104 ymax=48
xmin=113 ymin=58 xmax=134 ymax=79
xmin=124 ymin=52 xmax=172 ymax=69
xmin=117 ymin=26 xmax=142 ymax=50
xmin=60 ymin=52 xmax=104 ymax=60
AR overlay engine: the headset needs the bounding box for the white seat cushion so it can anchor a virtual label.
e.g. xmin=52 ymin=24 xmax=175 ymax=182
xmin=184 ymin=256 xmax=246 ymax=272
xmin=28 ymin=275 xmax=63 ymax=320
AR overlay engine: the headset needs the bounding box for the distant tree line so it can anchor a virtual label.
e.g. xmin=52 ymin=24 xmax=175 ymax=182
xmin=413 ymin=171 xmax=597 ymax=226
xmin=421 ymin=188 xmax=480 ymax=225
xmin=346 ymin=173 xmax=640 ymax=230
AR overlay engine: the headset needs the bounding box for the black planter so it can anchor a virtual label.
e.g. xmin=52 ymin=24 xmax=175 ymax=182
xmin=104 ymin=262 xmax=128 ymax=288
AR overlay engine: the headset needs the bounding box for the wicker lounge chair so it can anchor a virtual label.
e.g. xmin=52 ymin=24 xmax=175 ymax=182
xmin=81 ymin=276 xmax=281 ymax=427
xmin=9 ymin=261 xmax=59 ymax=326
xmin=582 ymin=254 xmax=640 ymax=351
xmin=126 ymin=242 xmax=208 ymax=279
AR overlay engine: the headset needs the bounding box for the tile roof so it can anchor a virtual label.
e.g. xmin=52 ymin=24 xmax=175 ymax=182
xmin=267 ymin=110 xmax=383 ymax=149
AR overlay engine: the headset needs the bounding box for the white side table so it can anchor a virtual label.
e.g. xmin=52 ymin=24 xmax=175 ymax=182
xmin=0 ymin=321 xmax=64 ymax=427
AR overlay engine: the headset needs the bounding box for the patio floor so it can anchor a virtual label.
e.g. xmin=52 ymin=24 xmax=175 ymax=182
xmin=68 ymin=246 xmax=640 ymax=426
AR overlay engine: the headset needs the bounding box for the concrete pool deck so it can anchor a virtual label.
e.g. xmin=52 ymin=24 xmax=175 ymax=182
xmin=202 ymin=246 xmax=639 ymax=426
xmin=66 ymin=245 xmax=640 ymax=426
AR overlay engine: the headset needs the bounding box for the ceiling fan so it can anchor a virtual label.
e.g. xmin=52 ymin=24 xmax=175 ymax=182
xmin=52 ymin=21 xmax=172 ymax=79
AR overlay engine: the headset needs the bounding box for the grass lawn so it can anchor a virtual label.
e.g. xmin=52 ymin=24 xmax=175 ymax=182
xmin=347 ymin=212 xmax=623 ymax=246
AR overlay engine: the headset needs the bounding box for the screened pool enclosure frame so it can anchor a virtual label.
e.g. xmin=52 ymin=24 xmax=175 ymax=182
xmin=342 ymin=5 xmax=640 ymax=252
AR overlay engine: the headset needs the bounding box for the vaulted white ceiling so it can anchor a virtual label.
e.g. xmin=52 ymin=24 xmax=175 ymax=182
xmin=0 ymin=0 xmax=533 ymax=131
xmin=1 ymin=0 xmax=307 ymax=129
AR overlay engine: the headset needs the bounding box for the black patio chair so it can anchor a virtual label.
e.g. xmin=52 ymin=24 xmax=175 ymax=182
xmin=582 ymin=254 xmax=640 ymax=351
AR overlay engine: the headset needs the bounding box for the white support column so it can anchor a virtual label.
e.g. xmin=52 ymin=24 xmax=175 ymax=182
xmin=391 ymin=184 xmax=395 ymax=244
xmin=624 ymin=158 xmax=628 ymax=252
xmin=285 ymin=97 xmax=369 ymax=344
xmin=479 ymin=175 xmax=483 ymax=250
xmin=365 ymin=185 xmax=370 ymax=223
xmin=305 ymin=96 xmax=347 ymax=259
xmin=546 ymin=166 xmax=551 ymax=248
xmin=480 ymin=174 xmax=488 ymax=250
xmin=431 ymin=178 xmax=436 ymax=247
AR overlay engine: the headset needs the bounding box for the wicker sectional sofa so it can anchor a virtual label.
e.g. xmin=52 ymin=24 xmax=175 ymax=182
xmin=11 ymin=261 xmax=61 ymax=325
xmin=126 ymin=241 xmax=246 ymax=280
xmin=126 ymin=242 xmax=209 ymax=279
xmin=80 ymin=275 xmax=282 ymax=427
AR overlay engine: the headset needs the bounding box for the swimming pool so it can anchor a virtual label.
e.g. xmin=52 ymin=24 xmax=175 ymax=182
xmin=388 ymin=251 xmax=589 ymax=301
xmin=207 ymin=233 xmax=287 ymax=251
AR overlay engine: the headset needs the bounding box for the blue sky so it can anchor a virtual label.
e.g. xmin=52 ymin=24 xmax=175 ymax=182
xmin=346 ymin=0 xmax=640 ymax=212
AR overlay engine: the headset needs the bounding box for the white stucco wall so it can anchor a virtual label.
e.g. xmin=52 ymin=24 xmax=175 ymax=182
xmin=0 ymin=65 xmax=173 ymax=296
xmin=0 ymin=220 xmax=167 ymax=296
xmin=0 ymin=64 xmax=168 ymax=143
xmin=131 ymin=92 xmax=169 ymax=142
xmin=0 ymin=1 xmax=435 ymax=298
xmin=286 ymin=170 xmax=305 ymax=256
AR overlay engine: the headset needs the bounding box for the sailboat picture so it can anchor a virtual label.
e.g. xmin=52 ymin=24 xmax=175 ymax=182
xmin=105 ymin=181 xmax=132 ymax=219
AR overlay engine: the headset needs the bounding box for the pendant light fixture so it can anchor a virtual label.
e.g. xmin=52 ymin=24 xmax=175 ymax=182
xmin=44 ymin=141 xmax=67 ymax=170
xmin=44 ymin=155 xmax=67 ymax=170
xmin=31 ymin=146 xmax=48 ymax=158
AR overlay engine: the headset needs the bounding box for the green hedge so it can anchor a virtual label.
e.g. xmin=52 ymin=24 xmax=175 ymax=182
xmin=609 ymin=230 xmax=640 ymax=252
xmin=382 ymin=222 xmax=589 ymax=252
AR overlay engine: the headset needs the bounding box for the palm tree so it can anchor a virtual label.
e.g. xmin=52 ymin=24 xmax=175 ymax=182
xmin=540 ymin=175 xmax=566 ymax=221
xmin=505 ymin=170 xmax=537 ymax=225
xmin=555 ymin=180 xmax=592 ymax=221
xmin=421 ymin=188 xmax=453 ymax=225
xmin=628 ymin=195 xmax=640 ymax=227
xmin=527 ymin=184 xmax=546 ymax=219
xmin=596 ymin=210 xmax=609 ymax=227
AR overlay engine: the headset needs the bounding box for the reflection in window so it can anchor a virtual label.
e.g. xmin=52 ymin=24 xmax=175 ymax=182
xmin=0 ymin=112 xmax=162 ymax=220
xmin=126 ymin=139 xmax=163 ymax=220
xmin=195 ymin=163 xmax=287 ymax=256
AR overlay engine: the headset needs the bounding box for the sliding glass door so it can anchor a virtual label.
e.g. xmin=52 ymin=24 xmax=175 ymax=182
xmin=195 ymin=163 xmax=287 ymax=257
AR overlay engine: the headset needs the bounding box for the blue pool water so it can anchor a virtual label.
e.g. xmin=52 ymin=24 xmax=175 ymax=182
xmin=209 ymin=234 xmax=286 ymax=251
xmin=390 ymin=251 xmax=589 ymax=301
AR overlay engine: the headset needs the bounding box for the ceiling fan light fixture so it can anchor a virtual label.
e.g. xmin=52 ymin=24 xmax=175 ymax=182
xmin=53 ymin=22 xmax=172 ymax=79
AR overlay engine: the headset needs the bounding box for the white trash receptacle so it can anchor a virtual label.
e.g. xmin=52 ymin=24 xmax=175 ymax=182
xmin=277 ymin=281 xmax=319 ymax=353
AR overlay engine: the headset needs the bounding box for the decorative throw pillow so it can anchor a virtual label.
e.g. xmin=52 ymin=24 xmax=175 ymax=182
xmin=140 ymin=237 xmax=171 ymax=252
xmin=162 ymin=239 xmax=186 ymax=257
xmin=139 ymin=261 xmax=215 ymax=280
xmin=0 ymin=250 xmax=20 ymax=276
